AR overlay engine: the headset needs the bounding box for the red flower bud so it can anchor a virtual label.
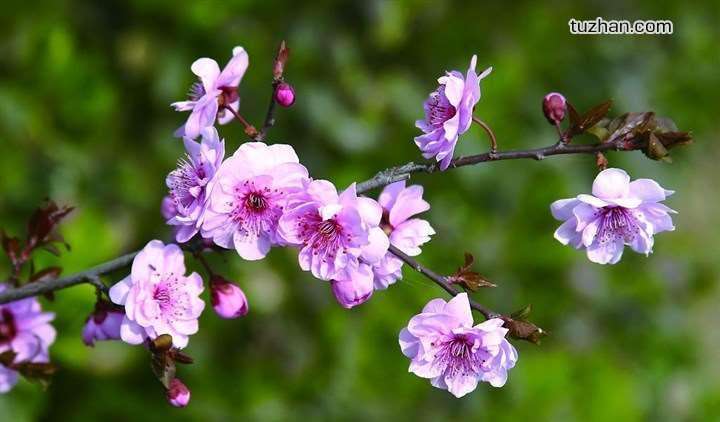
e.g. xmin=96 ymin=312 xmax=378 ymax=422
xmin=542 ymin=92 xmax=567 ymax=125
xmin=166 ymin=378 xmax=191 ymax=408
xmin=274 ymin=83 xmax=295 ymax=108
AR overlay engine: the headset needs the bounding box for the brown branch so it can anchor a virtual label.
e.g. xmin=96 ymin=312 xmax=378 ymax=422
xmin=387 ymin=244 xmax=499 ymax=319
xmin=0 ymin=133 xmax=638 ymax=305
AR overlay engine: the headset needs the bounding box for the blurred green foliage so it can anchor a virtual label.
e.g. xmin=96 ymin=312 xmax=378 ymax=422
xmin=1 ymin=0 xmax=719 ymax=420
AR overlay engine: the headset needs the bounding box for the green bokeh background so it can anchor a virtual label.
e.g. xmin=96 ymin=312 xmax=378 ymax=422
xmin=1 ymin=1 xmax=718 ymax=420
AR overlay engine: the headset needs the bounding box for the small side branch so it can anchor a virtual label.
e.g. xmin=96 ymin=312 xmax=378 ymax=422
xmin=388 ymin=244 xmax=499 ymax=319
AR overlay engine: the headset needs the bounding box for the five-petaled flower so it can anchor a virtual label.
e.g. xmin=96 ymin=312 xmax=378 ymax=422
xmin=165 ymin=127 xmax=225 ymax=243
xmin=415 ymin=55 xmax=492 ymax=171
xmin=0 ymin=284 xmax=56 ymax=393
xmin=551 ymin=168 xmax=676 ymax=264
xmin=202 ymin=142 xmax=309 ymax=260
xmin=399 ymin=293 xmax=517 ymax=398
xmin=279 ymin=181 xmax=389 ymax=281
xmin=109 ymin=240 xmax=205 ymax=349
xmin=372 ymin=181 xmax=435 ymax=290
xmin=172 ymin=46 xmax=249 ymax=139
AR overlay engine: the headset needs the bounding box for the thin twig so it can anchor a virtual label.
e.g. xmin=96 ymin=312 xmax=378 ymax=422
xmin=0 ymin=252 xmax=137 ymax=305
xmin=472 ymin=116 xmax=498 ymax=155
xmin=388 ymin=245 xmax=498 ymax=319
xmin=0 ymin=133 xmax=633 ymax=304
xmin=256 ymin=83 xmax=279 ymax=141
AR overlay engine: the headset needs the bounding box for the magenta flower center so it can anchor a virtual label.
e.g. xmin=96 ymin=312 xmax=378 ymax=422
xmin=433 ymin=334 xmax=485 ymax=379
xmin=298 ymin=213 xmax=350 ymax=261
xmin=169 ymin=158 xmax=207 ymax=211
xmin=426 ymin=86 xmax=457 ymax=129
xmin=597 ymin=207 xmax=640 ymax=244
xmin=230 ymin=182 xmax=284 ymax=238
xmin=0 ymin=309 xmax=17 ymax=344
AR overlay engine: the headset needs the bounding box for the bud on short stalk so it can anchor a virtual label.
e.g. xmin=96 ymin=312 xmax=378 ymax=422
xmin=542 ymin=92 xmax=567 ymax=126
xmin=274 ymin=82 xmax=295 ymax=107
xmin=166 ymin=378 xmax=191 ymax=408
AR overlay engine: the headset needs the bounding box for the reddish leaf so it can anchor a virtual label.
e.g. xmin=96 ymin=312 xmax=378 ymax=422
xmin=568 ymin=100 xmax=613 ymax=136
xmin=25 ymin=200 xmax=74 ymax=252
xmin=0 ymin=230 xmax=21 ymax=266
xmin=447 ymin=253 xmax=496 ymax=291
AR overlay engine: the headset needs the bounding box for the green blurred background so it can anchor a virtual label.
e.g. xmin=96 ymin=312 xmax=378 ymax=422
xmin=1 ymin=0 xmax=718 ymax=420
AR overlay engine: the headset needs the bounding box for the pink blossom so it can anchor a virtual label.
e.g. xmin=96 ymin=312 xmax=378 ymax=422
xmin=0 ymin=284 xmax=56 ymax=393
xmin=201 ymin=142 xmax=309 ymax=260
xmin=166 ymin=127 xmax=225 ymax=243
xmin=415 ymin=55 xmax=492 ymax=170
xmin=172 ymin=46 xmax=249 ymax=139
xmin=551 ymin=168 xmax=676 ymax=264
xmin=372 ymin=181 xmax=435 ymax=289
xmin=399 ymin=293 xmax=517 ymax=398
xmin=109 ymin=240 xmax=205 ymax=349
xmin=82 ymin=301 xmax=124 ymax=347
xmin=278 ymin=181 xmax=389 ymax=282
xmin=167 ymin=378 xmax=191 ymax=407
xmin=331 ymin=264 xmax=374 ymax=309
xmin=210 ymin=277 xmax=249 ymax=319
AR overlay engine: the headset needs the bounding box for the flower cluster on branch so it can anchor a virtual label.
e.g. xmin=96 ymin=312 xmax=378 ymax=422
xmin=0 ymin=40 xmax=692 ymax=405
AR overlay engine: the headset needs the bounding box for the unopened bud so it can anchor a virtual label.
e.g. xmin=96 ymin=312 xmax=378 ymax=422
xmin=331 ymin=272 xmax=373 ymax=309
xmin=274 ymin=83 xmax=295 ymax=108
xmin=210 ymin=276 xmax=248 ymax=319
xmin=543 ymin=92 xmax=567 ymax=125
xmin=166 ymin=378 xmax=191 ymax=408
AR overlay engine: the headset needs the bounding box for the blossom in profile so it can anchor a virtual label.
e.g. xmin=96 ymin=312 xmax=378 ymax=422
xmin=551 ymin=168 xmax=676 ymax=264
xmin=399 ymin=293 xmax=517 ymax=398
xmin=372 ymin=181 xmax=435 ymax=289
xmin=331 ymin=264 xmax=374 ymax=309
xmin=82 ymin=300 xmax=124 ymax=347
xmin=201 ymin=142 xmax=309 ymax=260
xmin=278 ymin=181 xmax=389 ymax=282
xmin=0 ymin=284 xmax=56 ymax=393
xmin=210 ymin=276 xmax=249 ymax=319
xmin=166 ymin=378 xmax=191 ymax=408
xmin=165 ymin=127 xmax=225 ymax=243
xmin=415 ymin=55 xmax=492 ymax=170
xmin=172 ymin=46 xmax=249 ymax=139
xmin=109 ymin=240 xmax=205 ymax=349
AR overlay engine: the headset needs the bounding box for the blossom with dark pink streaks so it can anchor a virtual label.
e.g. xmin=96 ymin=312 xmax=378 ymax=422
xmin=399 ymin=293 xmax=517 ymax=398
xmin=202 ymin=142 xmax=308 ymax=260
xmin=551 ymin=168 xmax=676 ymax=264
xmin=415 ymin=55 xmax=491 ymax=170
xmin=172 ymin=46 xmax=249 ymax=139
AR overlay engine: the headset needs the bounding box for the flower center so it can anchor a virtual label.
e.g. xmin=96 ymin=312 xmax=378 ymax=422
xmin=230 ymin=183 xmax=284 ymax=239
xmin=187 ymin=82 xmax=206 ymax=102
xmin=168 ymin=157 xmax=205 ymax=211
xmin=598 ymin=207 xmax=640 ymax=244
xmin=426 ymin=85 xmax=457 ymax=128
xmin=245 ymin=192 xmax=268 ymax=212
xmin=153 ymin=285 xmax=172 ymax=310
xmin=433 ymin=334 xmax=485 ymax=379
xmin=298 ymin=213 xmax=351 ymax=262
xmin=0 ymin=309 xmax=17 ymax=344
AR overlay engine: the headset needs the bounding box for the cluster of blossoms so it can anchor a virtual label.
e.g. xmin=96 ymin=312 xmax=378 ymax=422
xmin=0 ymin=285 xmax=55 ymax=393
xmin=0 ymin=44 xmax=683 ymax=405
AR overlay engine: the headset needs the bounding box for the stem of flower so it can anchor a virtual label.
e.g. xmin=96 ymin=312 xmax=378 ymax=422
xmin=472 ymin=116 xmax=498 ymax=156
xmin=222 ymin=105 xmax=258 ymax=138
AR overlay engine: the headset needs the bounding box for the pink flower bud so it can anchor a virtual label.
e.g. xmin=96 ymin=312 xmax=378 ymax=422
xmin=210 ymin=276 xmax=248 ymax=319
xmin=542 ymin=92 xmax=567 ymax=125
xmin=166 ymin=378 xmax=190 ymax=408
xmin=331 ymin=271 xmax=374 ymax=309
xmin=274 ymin=82 xmax=295 ymax=107
xmin=82 ymin=301 xmax=124 ymax=347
